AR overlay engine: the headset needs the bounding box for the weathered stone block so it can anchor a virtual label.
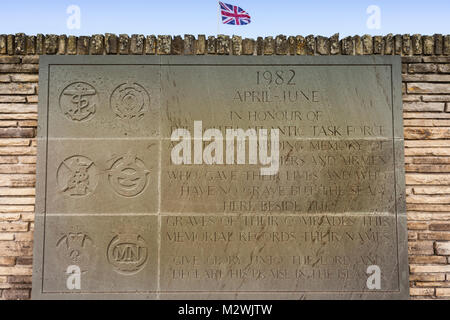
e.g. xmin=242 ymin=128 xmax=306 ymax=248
xmin=330 ymin=33 xmax=340 ymax=55
xmin=305 ymin=35 xmax=315 ymax=55
xmin=263 ymin=36 xmax=274 ymax=55
xmin=57 ymin=35 xmax=67 ymax=55
xmin=435 ymin=242 xmax=450 ymax=255
xmin=25 ymin=36 xmax=36 ymax=55
xmin=296 ymin=35 xmax=306 ymax=55
xmin=171 ymin=35 xmax=184 ymax=55
xmin=0 ymin=35 xmax=6 ymax=54
xmin=385 ymin=33 xmax=394 ymax=55
xmin=67 ymin=36 xmax=77 ymax=55
xmin=77 ymin=36 xmax=89 ymax=55
xmin=403 ymin=34 xmax=411 ymax=56
xmin=315 ymin=36 xmax=329 ymax=55
xmin=36 ymin=34 xmax=44 ymax=55
xmin=408 ymin=64 xmax=438 ymax=73
xmin=423 ymin=36 xmax=434 ymax=55
xmin=14 ymin=33 xmax=26 ymax=55
xmin=44 ymin=34 xmax=58 ymax=55
xmin=195 ymin=35 xmax=206 ymax=55
xmin=130 ymin=34 xmax=144 ymax=55
xmin=362 ymin=35 xmax=373 ymax=54
xmin=242 ymin=38 xmax=254 ymax=55
xmin=184 ymin=34 xmax=195 ymax=55
xmin=206 ymin=36 xmax=216 ymax=54
xmin=7 ymin=35 xmax=14 ymax=55
xmin=231 ymin=35 xmax=242 ymax=55
xmin=341 ymin=36 xmax=353 ymax=55
xmin=217 ymin=35 xmax=230 ymax=55
xmin=444 ymin=35 xmax=450 ymax=55
xmin=118 ymin=34 xmax=130 ymax=55
xmin=90 ymin=34 xmax=104 ymax=55
xmin=434 ymin=34 xmax=443 ymax=55
xmin=145 ymin=35 xmax=157 ymax=55
xmin=275 ymin=35 xmax=287 ymax=55
xmin=412 ymin=34 xmax=423 ymax=55
xmin=373 ymin=36 xmax=383 ymax=54
xmin=105 ymin=33 xmax=118 ymax=55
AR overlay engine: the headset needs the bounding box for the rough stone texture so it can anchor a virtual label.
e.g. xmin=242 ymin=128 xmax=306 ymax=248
xmin=385 ymin=33 xmax=394 ymax=55
xmin=296 ymin=36 xmax=306 ymax=55
xmin=305 ymin=35 xmax=315 ymax=55
xmin=362 ymin=35 xmax=373 ymax=54
xmin=412 ymin=34 xmax=423 ymax=55
xmin=90 ymin=34 xmax=104 ymax=55
xmin=44 ymin=34 xmax=58 ymax=55
xmin=25 ymin=36 xmax=35 ymax=55
xmin=423 ymin=36 xmax=434 ymax=56
xmin=57 ymin=35 xmax=66 ymax=55
xmin=373 ymin=36 xmax=383 ymax=54
xmin=77 ymin=36 xmax=89 ymax=55
xmin=316 ymin=36 xmax=329 ymax=55
xmin=434 ymin=34 xmax=443 ymax=55
xmin=217 ymin=35 xmax=230 ymax=55
xmin=330 ymin=33 xmax=340 ymax=55
xmin=231 ymin=35 xmax=242 ymax=55
xmin=195 ymin=35 xmax=205 ymax=55
xmin=35 ymin=34 xmax=44 ymax=56
xmin=445 ymin=35 xmax=450 ymax=55
xmin=354 ymin=35 xmax=362 ymax=55
xmin=157 ymin=36 xmax=171 ymax=55
xmin=206 ymin=36 xmax=216 ymax=55
xmin=0 ymin=35 xmax=6 ymax=55
xmin=7 ymin=35 xmax=14 ymax=56
xmin=130 ymin=34 xmax=144 ymax=55
xmin=242 ymin=38 xmax=254 ymax=55
xmin=0 ymin=33 xmax=449 ymax=300
xmin=395 ymin=34 xmax=403 ymax=55
xmin=145 ymin=35 xmax=157 ymax=55
xmin=341 ymin=36 xmax=353 ymax=55
xmin=275 ymin=35 xmax=287 ymax=55
xmin=105 ymin=33 xmax=118 ymax=55
xmin=403 ymin=34 xmax=412 ymax=56
xmin=171 ymin=36 xmax=184 ymax=55
xmin=286 ymin=36 xmax=295 ymax=55
xmin=14 ymin=34 xmax=26 ymax=56
xmin=118 ymin=34 xmax=130 ymax=55
xmin=263 ymin=36 xmax=274 ymax=55
xmin=67 ymin=36 xmax=77 ymax=55
xmin=184 ymin=34 xmax=195 ymax=55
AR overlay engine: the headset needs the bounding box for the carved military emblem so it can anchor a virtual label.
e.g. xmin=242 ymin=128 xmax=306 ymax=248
xmin=107 ymin=234 xmax=148 ymax=275
xmin=107 ymin=151 xmax=149 ymax=197
xmin=57 ymin=155 xmax=98 ymax=197
xmin=59 ymin=82 xmax=98 ymax=121
xmin=110 ymin=82 xmax=150 ymax=120
xmin=56 ymin=232 xmax=93 ymax=262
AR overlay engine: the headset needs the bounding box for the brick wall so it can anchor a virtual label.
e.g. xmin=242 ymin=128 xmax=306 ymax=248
xmin=0 ymin=33 xmax=449 ymax=300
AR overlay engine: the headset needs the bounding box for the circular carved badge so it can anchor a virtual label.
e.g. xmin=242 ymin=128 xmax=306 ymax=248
xmin=56 ymin=155 xmax=98 ymax=197
xmin=107 ymin=151 xmax=150 ymax=197
xmin=107 ymin=234 xmax=148 ymax=275
xmin=110 ymin=83 xmax=150 ymax=120
xmin=59 ymin=82 xmax=98 ymax=122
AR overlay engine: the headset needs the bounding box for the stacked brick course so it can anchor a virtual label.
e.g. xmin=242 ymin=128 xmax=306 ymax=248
xmin=0 ymin=33 xmax=449 ymax=299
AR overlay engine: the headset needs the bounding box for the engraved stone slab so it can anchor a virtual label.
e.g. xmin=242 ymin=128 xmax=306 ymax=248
xmin=33 ymin=56 xmax=408 ymax=299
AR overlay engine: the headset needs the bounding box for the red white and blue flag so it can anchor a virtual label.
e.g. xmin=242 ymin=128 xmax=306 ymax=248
xmin=219 ymin=2 xmax=251 ymax=25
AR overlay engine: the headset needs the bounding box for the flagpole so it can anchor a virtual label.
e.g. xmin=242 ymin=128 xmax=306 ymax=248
xmin=217 ymin=2 xmax=220 ymax=35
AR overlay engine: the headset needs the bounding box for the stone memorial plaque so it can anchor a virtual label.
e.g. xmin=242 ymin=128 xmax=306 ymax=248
xmin=32 ymin=56 xmax=408 ymax=299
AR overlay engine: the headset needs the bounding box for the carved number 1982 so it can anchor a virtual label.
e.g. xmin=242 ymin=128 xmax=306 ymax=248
xmin=256 ymin=70 xmax=296 ymax=85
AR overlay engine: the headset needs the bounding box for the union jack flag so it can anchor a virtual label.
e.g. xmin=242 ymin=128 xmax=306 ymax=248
xmin=219 ymin=2 xmax=251 ymax=25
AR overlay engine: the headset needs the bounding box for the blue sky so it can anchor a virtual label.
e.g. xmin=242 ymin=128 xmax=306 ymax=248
xmin=0 ymin=0 xmax=449 ymax=38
